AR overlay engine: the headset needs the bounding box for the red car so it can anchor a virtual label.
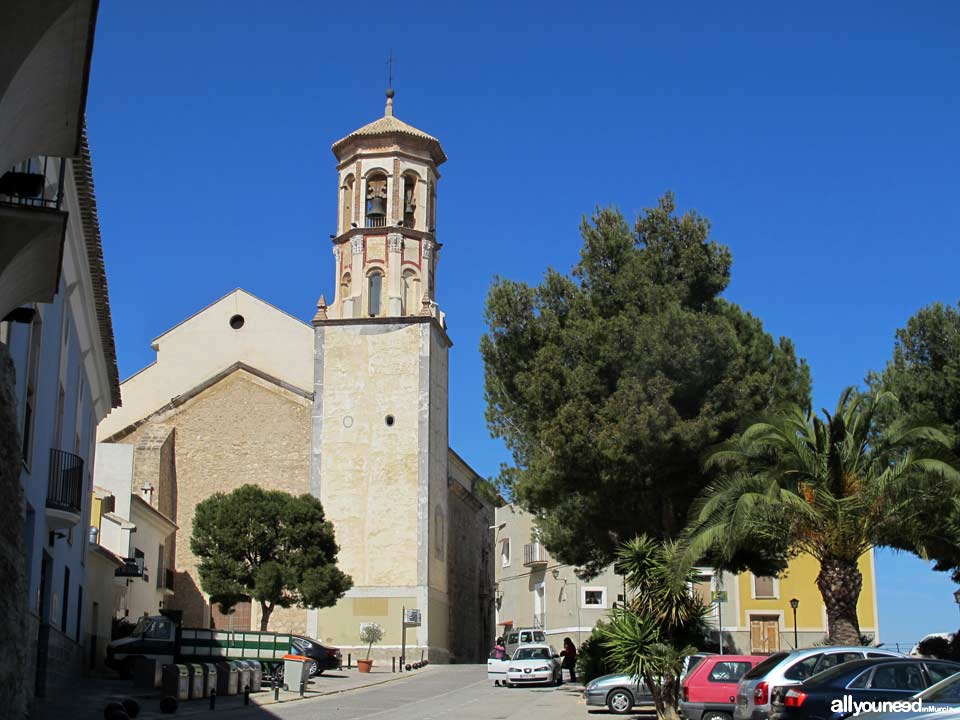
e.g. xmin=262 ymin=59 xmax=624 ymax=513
xmin=682 ymin=655 xmax=766 ymax=720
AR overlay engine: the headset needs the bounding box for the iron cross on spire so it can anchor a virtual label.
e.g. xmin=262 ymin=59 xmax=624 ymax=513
xmin=387 ymin=49 xmax=394 ymax=91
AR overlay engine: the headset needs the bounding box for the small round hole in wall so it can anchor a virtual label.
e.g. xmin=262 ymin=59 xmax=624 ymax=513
xmin=229 ymin=314 xmax=245 ymax=329
xmin=385 ymin=415 xmax=395 ymax=427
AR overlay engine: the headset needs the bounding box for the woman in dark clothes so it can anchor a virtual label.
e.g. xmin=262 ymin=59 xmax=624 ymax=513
xmin=560 ymin=637 xmax=578 ymax=682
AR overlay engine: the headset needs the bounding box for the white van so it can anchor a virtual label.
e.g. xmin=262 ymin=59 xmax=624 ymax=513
xmin=504 ymin=628 xmax=547 ymax=657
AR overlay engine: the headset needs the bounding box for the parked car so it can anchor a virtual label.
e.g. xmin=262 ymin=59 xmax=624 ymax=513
xmin=499 ymin=644 xmax=562 ymax=687
xmin=681 ymin=655 xmax=766 ymax=720
xmin=852 ymin=668 xmax=960 ymax=720
xmin=584 ymin=653 xmax=713 ymax=715
xmin=734 ymin=647 xmax=903 ymax=720
xmin=503 ymin=628 xmax=547 ymax=658
xmin=585 ymin=672 xmax=654 ymax=714
xmin=291 ymin=635 xmax=341 ymax=676
xmin=775 ymin=657 xmax=960 ymax=720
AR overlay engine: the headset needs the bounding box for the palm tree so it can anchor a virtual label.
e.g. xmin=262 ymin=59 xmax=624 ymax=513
xmin=685 ymin=387 xmax=959 ymax=645
xmin=602 ymin=536 xmax=707 ymax=720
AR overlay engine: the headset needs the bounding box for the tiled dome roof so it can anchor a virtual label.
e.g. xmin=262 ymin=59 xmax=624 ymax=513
xmin=332 ymin=93 xmax=446 ymax=164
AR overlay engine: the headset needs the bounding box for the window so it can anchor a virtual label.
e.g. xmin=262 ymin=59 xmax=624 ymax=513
xmin=870 ymin=663 xmax=925 ymax=691
xmin=848 ymin=669 xmax=871 ymax=689
xmin=402 ymin=174 xmax=417 ymax=228
xmin=501 ymin=538 xmax=511 ymax=567
xmin=708 ymin=661 xmax=753 ymax=683
xmin=367 ymin=272 xmax=383 ymax=317
xmin=926 ymin=662 xmax=960 ymax=684
xmin=75 ymin=586 xmax=83 ymax=641
xmin=22 ymin=315 xmax=42 ymax=466
xmin=816 ymin=652 xmax=862 ymax=673
xmin=515 ymin=647 xmax=551 ymax=661
xmin=753 ymin=575 xmax=776 ymax=598
xmin=156 ymin=544 xmax=165 ymax=589
xmin=925 ymin=675 xmax=960 ymax=703
xmin=582 ymin=587 xmax=607 ymax=609
xmin=784 ymin=654 xmax=822 ymax=681
xmin=61 ymin=566 xmax=70 ymax=632
xmin=692 ymin=574 xmax=713 ymax=605
xmin=506 ymin=632 xmax=518 ymax=645
xmin=365 ymin=173 xmax=387 ymax=227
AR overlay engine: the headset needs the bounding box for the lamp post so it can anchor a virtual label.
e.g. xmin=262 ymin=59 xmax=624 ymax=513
xmin=789 ymin=598 xmax=799 ymax=649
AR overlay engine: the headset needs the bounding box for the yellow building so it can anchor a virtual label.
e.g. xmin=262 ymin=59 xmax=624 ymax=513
xmin=693 ymin=552 xmax=879 ymax=653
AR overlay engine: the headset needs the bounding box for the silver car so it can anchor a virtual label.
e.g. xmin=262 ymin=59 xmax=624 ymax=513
xmin=585 ymin=655 xmax=711 ymax=715
xmin=734 ymin=647 xmax=902 ymax=720
xmin=585 ymin=673 xmax=654 ymax=714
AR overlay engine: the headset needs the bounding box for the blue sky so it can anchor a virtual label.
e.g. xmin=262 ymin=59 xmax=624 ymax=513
xmin=86 ymin=1 xmax=960 ymax=648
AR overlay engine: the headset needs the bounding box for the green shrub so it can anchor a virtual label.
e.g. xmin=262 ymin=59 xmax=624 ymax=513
xmin=577 ymin=621 xmax=617 ymax=683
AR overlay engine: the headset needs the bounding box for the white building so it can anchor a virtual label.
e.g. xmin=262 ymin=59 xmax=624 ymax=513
xmin=1 ymin=130 xmax=121 ymax=699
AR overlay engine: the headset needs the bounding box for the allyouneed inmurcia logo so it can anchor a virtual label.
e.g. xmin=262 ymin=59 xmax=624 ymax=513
xmin=831 ymin=696 xmax=952 ymax=716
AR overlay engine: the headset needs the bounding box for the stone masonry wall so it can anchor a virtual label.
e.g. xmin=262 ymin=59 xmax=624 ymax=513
xmin=0 ymin=345 xmax=29 ymax=719
xmin=119 ymin=369 xmax=312 ymax=632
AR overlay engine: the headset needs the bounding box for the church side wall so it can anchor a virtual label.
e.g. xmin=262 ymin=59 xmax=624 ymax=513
xmin=117 ymin=370 xmax=311 ymax=633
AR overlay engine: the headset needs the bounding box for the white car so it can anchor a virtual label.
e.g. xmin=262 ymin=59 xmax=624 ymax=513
xmin=502 ymin=644 xmax=563 ymax=687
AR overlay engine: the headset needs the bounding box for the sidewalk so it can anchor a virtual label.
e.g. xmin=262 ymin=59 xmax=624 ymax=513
xmin=31 ymin=665 xmax=434 ymax=720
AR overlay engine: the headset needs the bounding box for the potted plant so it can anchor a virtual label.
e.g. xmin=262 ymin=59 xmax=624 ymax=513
xmin=357 ymin=623 xmax=383 ymax=673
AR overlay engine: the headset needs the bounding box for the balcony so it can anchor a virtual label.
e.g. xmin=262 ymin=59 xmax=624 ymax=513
xmin=115 ymin=557 xmax=144 ymax=578
xmin=523 ymin=542 xmax=548 ymax=568
xmin=45 ymin=449 xmax=84 ymax=529
xmin=0 ymin=156 xmax=68 ymax=320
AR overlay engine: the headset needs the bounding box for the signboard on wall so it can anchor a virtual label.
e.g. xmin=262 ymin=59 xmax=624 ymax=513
xmin=403 ymin=608 xmax=421 ymax=626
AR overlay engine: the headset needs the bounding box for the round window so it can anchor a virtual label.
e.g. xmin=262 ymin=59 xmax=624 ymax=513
xmin=229 ymin=314 xmax=245 ymax=329
xmin=385 ymin=415 xmax=395 ymax=427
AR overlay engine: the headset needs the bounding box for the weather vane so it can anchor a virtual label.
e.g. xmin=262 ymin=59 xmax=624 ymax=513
xmin=387 ymin=49 xmax=394 ymax=90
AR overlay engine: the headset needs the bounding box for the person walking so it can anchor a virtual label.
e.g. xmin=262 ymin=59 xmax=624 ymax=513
xmin=560 ymin=637 xmax=578 ymax=683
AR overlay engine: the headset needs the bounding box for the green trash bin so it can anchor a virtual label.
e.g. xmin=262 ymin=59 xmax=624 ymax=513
xmin=246 ymin=660 xmax=263 ymax=692
xmin=161 ymin=664 xmax=189 ymax=701
xmin=215 ymin=661 xmax=238 ymax=696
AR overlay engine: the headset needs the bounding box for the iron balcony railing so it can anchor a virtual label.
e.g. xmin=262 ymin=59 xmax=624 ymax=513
xmin=46 ymin=449 xmax=83 ymax=515
xmin=0 ymin=156 xmax=65 ymax=210
xmin=365 ymin=215 xmax=386 ymax=228
xmin=523 ymin=542 xmax=548 ymax=567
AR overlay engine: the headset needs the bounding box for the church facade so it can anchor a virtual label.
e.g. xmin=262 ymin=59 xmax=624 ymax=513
xmin=96 ymin=95 xmax=495 ymax=663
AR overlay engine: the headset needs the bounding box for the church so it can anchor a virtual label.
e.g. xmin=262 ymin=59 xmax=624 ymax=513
xmin=95 ymin=92 xmax=496 ymax=663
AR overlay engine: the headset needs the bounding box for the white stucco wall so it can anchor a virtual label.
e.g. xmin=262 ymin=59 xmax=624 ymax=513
xmin=98 ymin=289 xmax=313 ymax=439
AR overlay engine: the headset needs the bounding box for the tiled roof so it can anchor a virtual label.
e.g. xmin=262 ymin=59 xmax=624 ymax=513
xmin=75 ymin=124 xmax=122 ymax=408
xmin=332 ymin=96 xmax=446 ymax=164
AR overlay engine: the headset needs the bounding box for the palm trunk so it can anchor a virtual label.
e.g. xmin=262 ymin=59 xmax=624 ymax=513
xmin=816 ymin=557 xmax=862 ymax=645
xmin=647 ymin=675 xmax=683 ymax=720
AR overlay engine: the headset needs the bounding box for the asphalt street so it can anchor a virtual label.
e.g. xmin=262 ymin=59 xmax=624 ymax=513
xmin=220 ymin=665 xmax=590 ymax=720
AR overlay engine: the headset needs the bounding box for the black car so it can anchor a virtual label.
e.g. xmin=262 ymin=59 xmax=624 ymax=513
xmin=776 ymin=657 xmax=960 ymax=720
xmin=291 ymin=635 xmax=342 ymax=676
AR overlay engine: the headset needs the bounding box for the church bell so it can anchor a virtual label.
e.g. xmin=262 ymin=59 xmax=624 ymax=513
xmin=367 ymin=197 xmax=386 ymax=216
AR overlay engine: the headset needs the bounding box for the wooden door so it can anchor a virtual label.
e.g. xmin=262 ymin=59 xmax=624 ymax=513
xmin=750 ymin=616 xmax=781 ymax=654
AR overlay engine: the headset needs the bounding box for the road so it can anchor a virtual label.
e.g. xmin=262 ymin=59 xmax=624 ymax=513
xmin=227 ymin=665 xmax=590 ymax=720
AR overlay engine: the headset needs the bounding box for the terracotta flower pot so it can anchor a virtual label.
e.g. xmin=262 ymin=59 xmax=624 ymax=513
xmin=357 ymin=658 xmax=374 ymax=673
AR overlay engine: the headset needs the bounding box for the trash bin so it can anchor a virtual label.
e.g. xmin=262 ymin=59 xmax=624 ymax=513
xmin=186 ymin=664 xmax=204 ymax=699
xmin=200 ymin=663 xmax=217 ymax=698
xmin=246 ymin=660 xmax=262 ymax=692
xmin=215 ymin=661 xmax=238 ymax=696
xmin=234 ymin=660 xmax=251 ymax=693
xmin=161 ymin=664 xmax=190 ymax=701
xmin=282 ymin=654 xmax=310 ymax=692
xmin=133 ymin=657 xmax=160 ymax=689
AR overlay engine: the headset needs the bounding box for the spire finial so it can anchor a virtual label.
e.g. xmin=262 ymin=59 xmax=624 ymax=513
xmin=385 ymin=49 xmax=395 ymax=116
xmin=313 ymin=294 xmax=328 ymax=323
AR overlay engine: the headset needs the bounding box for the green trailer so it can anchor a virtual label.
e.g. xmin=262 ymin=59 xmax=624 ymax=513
xmin=106 ymin=614 xmax=294 ymax=679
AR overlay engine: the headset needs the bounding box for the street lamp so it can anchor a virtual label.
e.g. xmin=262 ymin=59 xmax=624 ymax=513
xmin=789 ymin=598 xmax=799 ymax=649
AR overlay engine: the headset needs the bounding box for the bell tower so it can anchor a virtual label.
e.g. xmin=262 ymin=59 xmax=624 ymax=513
xmin=308 ymin=92 xmax=453 ymax=662
xmin=325 ymin=89 xmax=446 ymax=322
